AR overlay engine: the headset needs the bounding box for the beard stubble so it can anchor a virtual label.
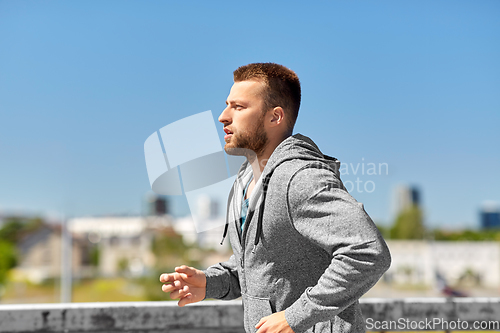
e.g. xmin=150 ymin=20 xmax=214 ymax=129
xmin=224 ymin=114 xmax=268 ymax=159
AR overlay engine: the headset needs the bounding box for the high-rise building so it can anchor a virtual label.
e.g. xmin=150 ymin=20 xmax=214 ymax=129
xmin=394 ymin=184 xmax=421 ymax=214
xmin=146 ymin=194 xmax=170 ymax=216
xmin=197 ymin=195 xmax=219 ymax=219
xmin=480 ymin=202 xmax=500 ymax=229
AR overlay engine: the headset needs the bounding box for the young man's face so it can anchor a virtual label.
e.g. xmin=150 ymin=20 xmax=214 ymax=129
xmin=219 ymin=80 xmax=269 ymax=157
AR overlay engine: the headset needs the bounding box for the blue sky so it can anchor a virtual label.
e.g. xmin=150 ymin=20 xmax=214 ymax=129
xmin=1 ymin=0 xmax=498 ymax=229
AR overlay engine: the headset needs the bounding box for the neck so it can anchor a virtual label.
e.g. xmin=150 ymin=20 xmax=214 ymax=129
xmin=247 ymin=133 xmax=291 ymax=180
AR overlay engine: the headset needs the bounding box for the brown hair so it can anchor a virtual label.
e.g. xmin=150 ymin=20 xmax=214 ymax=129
xmin=233 ymin=63 xmax=301 ymax=131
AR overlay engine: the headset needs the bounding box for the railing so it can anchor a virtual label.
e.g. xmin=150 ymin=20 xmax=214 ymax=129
xmin=0 ymin=298 xmax=499 ymax=332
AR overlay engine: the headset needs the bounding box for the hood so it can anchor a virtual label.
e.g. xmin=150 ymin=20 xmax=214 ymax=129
xmin=261 ymin=133 xmax=340 ymax=180
xmin=220 ymin=133 xmax=341 ymax=250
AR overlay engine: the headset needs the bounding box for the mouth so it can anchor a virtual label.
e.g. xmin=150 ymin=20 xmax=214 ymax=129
xmin=224 ymin=127 xmax=233 ymax=140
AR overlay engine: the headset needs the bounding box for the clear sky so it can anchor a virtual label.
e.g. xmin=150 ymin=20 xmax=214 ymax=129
xmin=1 ymin=0 xmax=498 ymax=229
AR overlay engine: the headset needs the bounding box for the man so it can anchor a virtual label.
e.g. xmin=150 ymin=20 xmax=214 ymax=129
xmin=160 ymin=63 xmax=391 ymax=333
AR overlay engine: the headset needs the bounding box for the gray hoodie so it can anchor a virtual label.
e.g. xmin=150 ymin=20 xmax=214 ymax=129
xmin=204 ymin=134 xmax=391 ymax=333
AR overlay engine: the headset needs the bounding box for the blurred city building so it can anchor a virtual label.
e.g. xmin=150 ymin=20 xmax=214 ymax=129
xmin=67 ymin=208 xmax=228 ymax=278
xmin=197 ymin=195 xmax=219 ymax=220
xmin=393 ymin=184 xmax=421 ymax=213
xmin=69 ymin=216 xmax=158 ymax=277
xmin=146 ymin=194 xmax=170 ymax=216
xmin=189 ymin=194 xmax=225 ymax=249
xmin=480 ymin=201 xmax=500 ymax=229
xmin=8 ymin=210 xmax=228 ymax=286
xmin=143 ymin=193 xmax=226 ymax=250
xmin=384 ymin=240 xmax=500 ymax=289
xmin=13 ymin=225 xmax=90 ymax=284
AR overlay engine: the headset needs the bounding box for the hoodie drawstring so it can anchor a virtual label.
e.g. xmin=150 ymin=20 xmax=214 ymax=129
xmin=220 ymin=170 xmax=275 ymax=251
xmin=220 ymin=183 xmax=235 ymax=245
xmin=220 ymin=222 xmax=229 ymax=246
xmin=252 ymin=172 xmax=273 ymax=253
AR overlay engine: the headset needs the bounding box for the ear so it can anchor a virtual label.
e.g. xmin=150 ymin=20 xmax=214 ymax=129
xmin=269 ymin=107 xmax=285 ymax=128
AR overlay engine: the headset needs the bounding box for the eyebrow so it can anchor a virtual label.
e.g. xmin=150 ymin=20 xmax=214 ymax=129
xmin=226 ymin=99 xmax=246 ymax=106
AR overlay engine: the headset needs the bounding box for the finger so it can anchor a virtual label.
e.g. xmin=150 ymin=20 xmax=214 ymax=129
xmin=177 ymin=293 xmax=193 ymax=307
xmin=160 ymin=273 xmax=180 ymax=283
xmin=255 ymin=317 xmax=266 ymax=329
xmin=160 ymin=275 xmax=183 ymax=292
xmin=175 ymin=265 xmax=195 ymax=276
xmin=169 ymin=289 xmax=181 ymax=299
xmin=170 ymin=285 xmax=189 ymax=299
xmin=161 ymin=283 xmax=179 ymax=293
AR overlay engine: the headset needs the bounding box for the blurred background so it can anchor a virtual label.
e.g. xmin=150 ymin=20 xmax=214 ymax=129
xmin=0 ymin=0 xmax=499 ymax=303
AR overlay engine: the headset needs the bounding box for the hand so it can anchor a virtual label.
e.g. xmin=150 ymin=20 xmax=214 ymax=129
xmin=255 ymin=311 xmax=295 ymax=333
xmin=159 ymin=265 xmax=207 ymax=307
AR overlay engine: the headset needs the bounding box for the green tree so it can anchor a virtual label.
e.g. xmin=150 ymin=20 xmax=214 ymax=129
xmin=0 ymin=216 xmax=46 ymax=289
xmin=0 ymin=240 xmax=17 ymax=287
xmin=117 ymin=258 xmax=129 ymax=276
xmin=0 ymin=219 xmax=24 ymax=243
xmin=138 ymin=227 xmax=202 ymax=301
xmin=0 ymin=216 xmax=44 ymax=243
xmin=375 ymin=223 xmax=391 ymax=239
xmin=390 ymin=205 xmax=425 ymax=239
xmin=151 ymin=228 xmax=199 ymax=269
xmin=432 ymin=228 xmax=500 ymax=241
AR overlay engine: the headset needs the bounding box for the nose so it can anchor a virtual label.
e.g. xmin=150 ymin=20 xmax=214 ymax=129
xmin=218 ymin=105 xmax=231 ymax=124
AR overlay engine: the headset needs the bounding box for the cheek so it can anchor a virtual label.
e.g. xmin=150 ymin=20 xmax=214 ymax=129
xmin=240 ymin=114 xmax=258 ymax=128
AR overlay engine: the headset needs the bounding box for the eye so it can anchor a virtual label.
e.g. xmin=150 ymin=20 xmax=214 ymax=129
xmin=235 ymin=105 xmax=244 ymax=110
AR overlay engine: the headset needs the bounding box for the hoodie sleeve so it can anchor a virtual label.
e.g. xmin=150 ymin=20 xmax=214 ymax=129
xmin=284 ymin=165 xmax=391 ymax=333
xmin=203 ymin=254 xmax=241 ymax=300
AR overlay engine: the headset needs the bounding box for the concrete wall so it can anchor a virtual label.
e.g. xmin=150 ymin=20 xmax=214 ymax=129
xmin=0 ymin=298 xmax=499 ymax=332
